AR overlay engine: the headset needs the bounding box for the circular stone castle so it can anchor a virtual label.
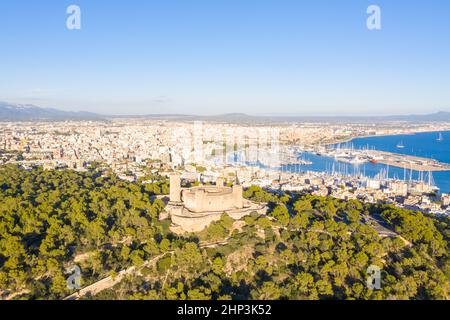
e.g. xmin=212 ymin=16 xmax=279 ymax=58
xmin=162 ymin=174 xmax=266 ymax=233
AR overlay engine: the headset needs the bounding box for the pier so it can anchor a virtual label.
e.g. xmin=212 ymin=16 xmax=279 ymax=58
xmin=308 ymin=147 xmax=450 ymax=172
xmin=368 ymin=150 xmax=450 ymax=172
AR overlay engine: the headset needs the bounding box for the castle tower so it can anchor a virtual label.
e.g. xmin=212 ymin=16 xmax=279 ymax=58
xmin=216 ymin=176 xmax=225 ymax=188
xmin=232 ymin=184 xmax=244 ymax=209
xmin=170 ymin=174 xmax=182 ymax=203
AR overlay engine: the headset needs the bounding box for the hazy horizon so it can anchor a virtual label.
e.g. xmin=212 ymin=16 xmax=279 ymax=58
xmin=2 ymin=100 xmax=450 ymax=117
xmin=1 ymin=0 xmax=450 ymax=115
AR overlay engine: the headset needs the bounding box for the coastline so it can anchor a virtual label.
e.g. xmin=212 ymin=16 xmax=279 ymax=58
xmin=323 ymin=129 xmax=449 ymax=147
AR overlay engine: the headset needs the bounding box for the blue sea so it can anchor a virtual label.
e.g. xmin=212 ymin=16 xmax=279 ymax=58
xmin=283 ymin=131 xmax=450 ymax=193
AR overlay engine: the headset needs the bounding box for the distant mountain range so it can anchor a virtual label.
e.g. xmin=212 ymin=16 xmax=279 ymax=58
xmin=380 ymin=111 xmax=450 ymax=122
xmin=0 ymin=102 xmax=103 ymax=121
xmin=1 ymin=101 xmax=450 ymax=123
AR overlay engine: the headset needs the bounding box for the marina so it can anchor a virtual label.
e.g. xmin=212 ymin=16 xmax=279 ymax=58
xmin=312 ymin=148 xmax=450 ymax=172
xmin=275 ymin=131 xmax=450 ymax=193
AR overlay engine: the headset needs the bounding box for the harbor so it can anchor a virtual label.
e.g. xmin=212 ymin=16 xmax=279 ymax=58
xmin=258 ymin=131 xmax=450 ymax=194
xmin=312 ymin=148 xmax=450 ymax=172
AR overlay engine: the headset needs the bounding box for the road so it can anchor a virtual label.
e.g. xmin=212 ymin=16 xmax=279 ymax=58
xmin=64 ymin=239 xmax=230 ymax=300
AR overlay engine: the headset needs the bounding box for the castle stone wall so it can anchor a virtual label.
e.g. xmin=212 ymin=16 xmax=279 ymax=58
xmin=182 ymin=187 xmax=242 ymax=213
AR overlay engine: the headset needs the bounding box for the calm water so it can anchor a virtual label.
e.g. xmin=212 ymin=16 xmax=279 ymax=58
xmin=283 ymin=131 xmax=450 ymax=193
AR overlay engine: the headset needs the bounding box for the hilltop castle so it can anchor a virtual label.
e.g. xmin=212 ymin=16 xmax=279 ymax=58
xmin=162 ymin=174 xmax=266 ymax=233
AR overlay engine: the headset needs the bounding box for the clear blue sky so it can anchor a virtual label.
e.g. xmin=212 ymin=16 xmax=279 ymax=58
xmin=1 ymin=0 xmax=449 ymax=115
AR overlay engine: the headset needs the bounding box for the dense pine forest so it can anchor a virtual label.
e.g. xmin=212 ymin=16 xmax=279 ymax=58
xmin=0 ymin=165 xmax=448 ymax=300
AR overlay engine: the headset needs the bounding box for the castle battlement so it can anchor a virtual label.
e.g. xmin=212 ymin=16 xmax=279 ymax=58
xmin=163 ymin=174 xmax=265 ymax=233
